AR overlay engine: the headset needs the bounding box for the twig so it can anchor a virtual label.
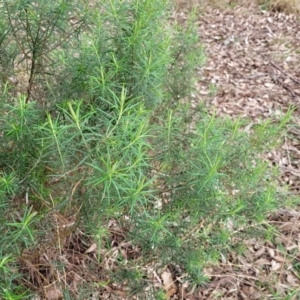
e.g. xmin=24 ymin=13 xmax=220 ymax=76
xmin=268 ymin=67 xmax=296 ymax=97
xmin=244 ymin=73 xmax=269 ymax=79
xmin=284 ymin=134 xmax=292 ymax=167
xmin=268 ymin=60 xmax=300 ymax=85
xmin=281 ymin=84 xmax=296 ymax=97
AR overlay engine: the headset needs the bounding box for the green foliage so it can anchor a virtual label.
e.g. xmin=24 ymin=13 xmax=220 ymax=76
xmin=0 ymin=0 xmax=87 ymax=103
xmin=0 ymin=0 xmax=292 ymax=298
xmin=166 ymin=10 xmax=205 ymax=103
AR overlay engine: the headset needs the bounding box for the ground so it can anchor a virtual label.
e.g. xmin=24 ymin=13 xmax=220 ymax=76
xmin=25 ymin=1 xmax=300 ymax=299
xmin=176 ymin=1 xmax=300 ymax=299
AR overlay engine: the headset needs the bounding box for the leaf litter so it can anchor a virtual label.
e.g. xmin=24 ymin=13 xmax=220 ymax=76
xmin=175 ymin=1 xmax=300 ymax=299
xmin=23 ymin=1 xmax=300 ymax=299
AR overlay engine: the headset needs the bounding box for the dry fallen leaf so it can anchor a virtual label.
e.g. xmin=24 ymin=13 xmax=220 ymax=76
xmin=271 ymin=260 xmax=282 ymax=271
xmin=268 ymin=248 xmax=275 ymax=258
xmin=273 ymin=255 xmax=287 ymax=263
xmin=44 ymin=284 xmax=63 ymax=300
xmin=161 ymin=269 xmax=177 ymax=299
xmin=254 ymin=258 xmax=271 ymax=266
xmin=84 ymin=242 xmax=97 ymax=254
xmin=254 ymin=246 xmax=265 ymax=257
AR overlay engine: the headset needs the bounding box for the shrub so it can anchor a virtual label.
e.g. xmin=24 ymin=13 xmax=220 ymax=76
xmin=0 ymin=0 xmax=291 ymax=298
